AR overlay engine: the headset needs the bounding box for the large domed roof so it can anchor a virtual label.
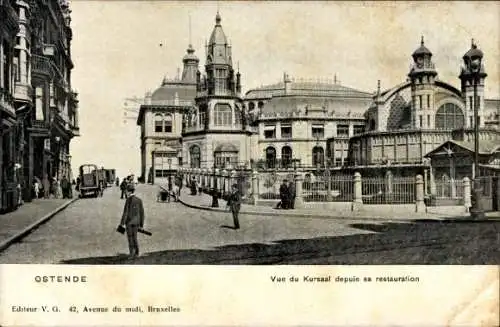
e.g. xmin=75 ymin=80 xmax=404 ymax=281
xmin=412 ymin=37 xmax=432 ymax=57
xmin=150 ymin=78 xmax=196 ymax=102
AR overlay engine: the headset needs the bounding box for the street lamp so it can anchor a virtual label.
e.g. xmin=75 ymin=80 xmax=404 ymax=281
xmin=463 ymin=40 xmax=486 ymax=219
xmin=211 ymin=161 xmax=219 ymax=207
xmin=167 ymin=158 xmax=172 ymax=191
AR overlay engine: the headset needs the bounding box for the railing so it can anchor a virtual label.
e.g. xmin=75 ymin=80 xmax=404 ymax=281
xmin=32 ymin=120 xmax=48 ymax=129
xmin=303 ymin=174 xmax=353 ymax=202
xmin=257 ymin=172 xmax=295 ymax=200
xmin=362 ymin=176 xmax=415 ymax=204
xmin=148 ymin=99 xmax=194 ymax=107
xmin=435 ymin=179 xmax=464 ymax=199
xmin=31 ymin=55 xmax=52 ymax=76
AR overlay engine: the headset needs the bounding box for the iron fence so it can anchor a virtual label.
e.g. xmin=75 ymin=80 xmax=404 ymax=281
xmin=302 ymin=173 xmax=353 ymax=202
xmin=435 ymin=178 xmax=464 ymax=199
xmin=476 ymin=176 xmax=493 ymax=197
xmin=257 ymin=172 xmax=294 ymax=200
xmin=362 ymin=176 xmax=415 ymax=204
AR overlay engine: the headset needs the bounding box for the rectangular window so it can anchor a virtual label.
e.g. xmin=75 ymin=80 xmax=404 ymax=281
xmin=334 ymin=157 xmax=342 ymax=167
xmin=164 ymin=121 xmax=172 ymax=133
xmin=199 ymin=112 xmax=205 ymax=128
xmin=470 ymin=116 xmax=473 ymax=127
xmin=353 ymin=125 xmax=364 ymax=135
xmin=427 ymin=95 xmax=430 ymax=108
xmin=418 ymin=95 xmax=422 ymax=109
xmin=336 ymin=124 xmax=349 ymax=137
xmin=264 ymin=125 xmax=276 ymax=139
xmin=427 ymin=115 xmax=431 ymax=127
xmin=419 ymin=116 xmax=422 ymax=128
xmin=312 ymin=125 xmax=325 ymax=138
xmin=281 ymin=125 xmax=292 ymax=138
xmin=469 ymin=96 xmax=473 ymax=111
xmin=155 ymin=121 xmax=163 ymax=132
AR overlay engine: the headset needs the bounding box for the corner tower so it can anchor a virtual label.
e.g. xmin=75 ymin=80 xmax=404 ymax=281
xmin=408 ymin=36 xmax=438 ymax=129
xmin=182 ymin=12 xmax=249 ymax=170
xmin=459 ymin=40 xmax=487 ymax=128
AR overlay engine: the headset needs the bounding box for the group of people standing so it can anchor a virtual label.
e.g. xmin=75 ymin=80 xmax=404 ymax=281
xmin=119 ymin=174 xmax=136 ymax=199
xmin=278 ymin=179 xmax=296 ymax=209
xmin=33 ymin=175 xmax=73 ymax=200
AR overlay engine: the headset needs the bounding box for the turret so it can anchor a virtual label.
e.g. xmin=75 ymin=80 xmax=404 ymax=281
xmin=459 ymin=39 xmax=487 ymax=128
xmin=408 ymin=36 xmax=438 ymax=129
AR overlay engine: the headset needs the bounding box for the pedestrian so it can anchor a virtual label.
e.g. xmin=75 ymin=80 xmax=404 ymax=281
xmin=33 ymin=180 xmax=40 ymax=199
xmin=288 ymin=180 xmax=296 ymax=210
xmin=53 ymin=177 xmax=60 ymax=199
xmin=115 ymin=177 xmax=120 ymax=187
xmin=120 ymin=179 xmax=127 ymax=199
xmin=119 ymin=183 xmax=145 ymax=258
xmin=61 ymin=176 xmax=69 ymax=199
xmin=226 ymin=184 xmax=241 ymax=229
xmin=43 ymin=175 xmax=50 ymax=199
xmin=190 ymin=177 xmax=197 ymax=195
xmin=172 ymin=184 xmax=179 ymax=202
xmin=279 ymin=179 xmax=289 ymax=209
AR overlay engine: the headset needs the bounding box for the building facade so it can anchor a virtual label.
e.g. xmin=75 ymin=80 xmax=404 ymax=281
xmin=181 ymin=12 xmax=250 ymax=170
xmin=346 ymin=39 xmax=499 ymax=182
xmin=137 ymin=44 xmax=198 ymax=184
xmin=1 ymin=0 xmax=79 ymax=213
xmin=0 ymin=0 xmax=19 ymax=212
xmin=245 ymin=74 xmax=373 ymax=169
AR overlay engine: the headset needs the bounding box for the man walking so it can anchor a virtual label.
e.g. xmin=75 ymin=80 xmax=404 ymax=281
xmin=120 ymin=179 xmax=127 ymax=199
xmin=279 ymin=179 xmax=289 ymax=209
xmin=227 ymin=184 xmax=241 ymax=229
xmin=61 ymin=176 xmax=69 ymax=199
xmin=119 ymin=184 xmax=145 ymax=258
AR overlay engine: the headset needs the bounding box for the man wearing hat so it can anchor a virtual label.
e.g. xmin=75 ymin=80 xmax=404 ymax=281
xmin=226 ymin=184 xmax=241 ymax=229
xmin=119 ymin=183 xmax=145 ymax=258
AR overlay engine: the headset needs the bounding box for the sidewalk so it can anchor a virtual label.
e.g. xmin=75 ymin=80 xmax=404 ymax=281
xmin=178 ymin=189 xmax=500 ymax=221
xmin=0 ymin=197 xmax=77 ymax=252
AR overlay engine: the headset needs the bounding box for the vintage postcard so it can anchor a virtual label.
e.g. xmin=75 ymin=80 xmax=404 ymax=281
xmin=0 ymin=0 xmax=499 ymax=326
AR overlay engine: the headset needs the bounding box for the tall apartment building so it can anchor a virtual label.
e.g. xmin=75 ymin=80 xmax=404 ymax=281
xmin=0 ymin=0 xmax=79 ymax=212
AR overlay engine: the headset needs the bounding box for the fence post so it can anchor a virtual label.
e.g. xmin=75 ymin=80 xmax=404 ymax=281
xmin=415 ymin=174 xmax=426 ymax=213
xmin=463 ymin=177 xmax=471 ymax=213
xmin=352 ymin=172 xmax=363 ymax=211
xmin=222 ymin=169 xmax=228 ymax=196
xmin=294 ymin=172 xmax=304 ymax=209
xmin=429 ymin=167 xmax=436 ymax=195
xmin=250 ymin=170 xmax=259 ymax=205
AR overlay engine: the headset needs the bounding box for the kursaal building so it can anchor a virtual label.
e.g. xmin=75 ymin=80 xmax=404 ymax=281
xmin=137 ymin=13 xmax=499 ymax=185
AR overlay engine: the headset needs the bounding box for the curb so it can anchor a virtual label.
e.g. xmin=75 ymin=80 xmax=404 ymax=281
xmin=0 ymin=198 xmax=78 ymax=253
xmin=177 ymin=197 xmax=455 ymax=222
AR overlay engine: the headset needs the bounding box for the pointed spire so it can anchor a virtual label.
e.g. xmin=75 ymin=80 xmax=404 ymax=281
xmin=188 ymin=14 xmax=192 ymax=46
xmin=215 ymin=10 xmax=221 ymax=25
xmin=334 ymin=73 xmax=337 ymax=84
xmin=177 ymin=67 xmax=180 ymax=80
xmin=421 ymin=35 xmax=424 ymax=46
xmin=377 ymin=80 xmax=381 ymax=95
xmin=471 ymin=38 xmax=476 ymax=49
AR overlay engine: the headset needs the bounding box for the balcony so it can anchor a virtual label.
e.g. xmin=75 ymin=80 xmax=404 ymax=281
xmin=14 ymin=82 xmax=33 ymax=104
xmin=31 ymin=55 xmax=52 ymax=77
xmin=0 ymin=88 xmax=16 ymax=117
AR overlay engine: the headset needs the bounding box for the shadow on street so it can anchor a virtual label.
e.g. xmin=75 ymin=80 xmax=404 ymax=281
xmin=62 ymin=220 xmax=500 ymax=265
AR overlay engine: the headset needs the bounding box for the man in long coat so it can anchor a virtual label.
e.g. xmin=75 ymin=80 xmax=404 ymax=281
xmin=119 ymin=183 xmax=145 ymax=258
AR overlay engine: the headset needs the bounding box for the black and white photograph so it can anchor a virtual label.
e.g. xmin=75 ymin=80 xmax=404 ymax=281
xmin=0 ymin=0 xmax=499 ymax=267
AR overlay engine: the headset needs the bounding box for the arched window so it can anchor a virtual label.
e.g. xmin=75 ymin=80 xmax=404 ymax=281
xmin=214 ymin=103 xmax=232 ymax=126
xmin=248 ymin=102 xmax=255 ymax=111
xmin=154 ymin=114 xmax=163 ymax=132
xmin=281 ymin=146 xmax=292 ymax=168
xmin=435 ymin=103 xmax=464 ymax=130
xmin=265 ymin=147 xmax=276 ymax=169
xmin=258 ymin=101 xmax=264 ymax=109
xmin=190 ymin=145 xmax=200 ymax=168
xmin=369 ymin=119 xmax=376 ymax=131
xmin=312 ymin=146 xmax=324 ymax=167
xmin=164 ymin=114 xmax=172 ymax=133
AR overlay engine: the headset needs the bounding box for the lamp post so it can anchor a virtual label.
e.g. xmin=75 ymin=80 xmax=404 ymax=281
xmin=167 ymin=158 xmax=172 ymax=191
xmin=211 ymin=161 xmax=219 ymax=207
xmin=463 ymin=41 xmax=486 ymax=219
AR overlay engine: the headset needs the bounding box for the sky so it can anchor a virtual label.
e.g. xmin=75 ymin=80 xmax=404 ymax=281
xmin=69 ymin=1 xmax=500 ymax=179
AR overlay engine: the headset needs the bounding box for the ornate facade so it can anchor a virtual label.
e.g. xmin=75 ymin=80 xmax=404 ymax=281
xmin=1 ymin=0 xmax=79 ymax=212
xmin=346 ymin=39 xmax=499 ymax=183
xmin=181 ymin=12 xmax=249 ymax=170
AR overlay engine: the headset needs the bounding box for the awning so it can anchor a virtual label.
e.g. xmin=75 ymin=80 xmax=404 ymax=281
xmin=264 ymin=125 xmax=276 ymax=131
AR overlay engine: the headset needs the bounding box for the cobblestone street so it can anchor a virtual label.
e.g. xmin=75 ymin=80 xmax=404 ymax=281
xmin=0 ymin=184 xmax=498 ymax=264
